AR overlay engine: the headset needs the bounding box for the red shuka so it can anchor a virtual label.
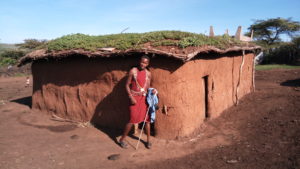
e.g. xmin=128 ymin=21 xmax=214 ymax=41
xmin=129 ymin=68 xmax=150 ymax=124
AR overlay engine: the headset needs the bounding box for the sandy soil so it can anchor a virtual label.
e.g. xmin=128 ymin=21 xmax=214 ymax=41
xmin=0 ymin=68 xmax=299 ymax=169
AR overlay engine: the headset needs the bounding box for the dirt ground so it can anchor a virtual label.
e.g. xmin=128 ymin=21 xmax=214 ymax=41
xmin=0 ymin=68 xmax=299 ymax=169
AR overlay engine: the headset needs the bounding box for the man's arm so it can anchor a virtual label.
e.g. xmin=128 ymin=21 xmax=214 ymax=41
xmin=126 ymin=68 xmax=136 ymax=104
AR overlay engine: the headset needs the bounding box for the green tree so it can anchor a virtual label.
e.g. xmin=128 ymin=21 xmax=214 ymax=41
xmin=248 ymin=17 xmax=300 ymax=45
xmin=1 ymin=49 xmax=25 ymax=60
xmin=262 ymin=36 xmax=300 ymax=64
xmin=0 ymin=57 xmax=17 ymax=66
xmin=292 ymin=36 xmax=300 ymax=48
xmin=0 ymin=49 xmax=27 ymax=66
xmin=16 ymin=39 xmax=47 ymax=49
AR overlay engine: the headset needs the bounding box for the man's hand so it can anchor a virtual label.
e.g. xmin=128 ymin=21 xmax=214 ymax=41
xmin=152 ymin=89 xmax=157 ymax=95
xmin=130 ymin=97 xmax=137 ymax=105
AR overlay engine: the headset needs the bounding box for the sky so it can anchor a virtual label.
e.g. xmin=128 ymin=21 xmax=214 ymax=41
xmin=0 ymin=0 xmax=299 ymax=44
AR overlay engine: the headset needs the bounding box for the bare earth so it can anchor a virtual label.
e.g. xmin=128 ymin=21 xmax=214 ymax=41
xmin=0 ymin=68 xmax=299 ymax=169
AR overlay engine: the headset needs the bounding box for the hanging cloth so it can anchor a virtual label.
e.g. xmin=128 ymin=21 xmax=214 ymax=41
xmin=146 ymin=88 xmax=159 ymax=123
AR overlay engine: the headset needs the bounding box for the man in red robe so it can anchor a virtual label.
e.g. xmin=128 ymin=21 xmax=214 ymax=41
xmin=119 ymin=55 xmax=152 ymax=149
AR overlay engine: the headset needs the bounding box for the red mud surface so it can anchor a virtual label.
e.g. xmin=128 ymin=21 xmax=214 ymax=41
xmin=0 ymin=68 xmax=300 ymax=169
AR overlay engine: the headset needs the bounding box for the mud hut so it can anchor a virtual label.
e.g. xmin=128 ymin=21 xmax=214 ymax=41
xmin=19 ymin=31 xmax=260 ymax=139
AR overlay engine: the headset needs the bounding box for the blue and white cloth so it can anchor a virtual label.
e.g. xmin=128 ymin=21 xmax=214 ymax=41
xmin=147 ymin=88 xmax=158 ymax=123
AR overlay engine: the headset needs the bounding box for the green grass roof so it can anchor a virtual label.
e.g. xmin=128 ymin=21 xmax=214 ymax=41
xmin=45 ymin=31 xmax=243 ymax=52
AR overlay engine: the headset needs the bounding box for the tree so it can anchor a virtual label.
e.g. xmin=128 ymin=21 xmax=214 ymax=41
xmin=0 ymin=49 xmax=26 ymax=66
xmin=292 ymin=36 xmax=300 ymax=49
xmin=248 ymin=17 xmax=300 ymax=45
xmin=16 ymin=39 xmax=47 ymax=49
xmin=1 ymin=49 xmax=25 ymax=60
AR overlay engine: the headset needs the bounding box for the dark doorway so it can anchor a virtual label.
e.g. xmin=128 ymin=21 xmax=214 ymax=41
xmin=202 ymin=75 xmax=209 ymax=118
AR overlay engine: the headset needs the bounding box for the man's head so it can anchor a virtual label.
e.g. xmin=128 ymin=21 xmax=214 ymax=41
xmin=139 ymin=55 xmax=150 ymax=70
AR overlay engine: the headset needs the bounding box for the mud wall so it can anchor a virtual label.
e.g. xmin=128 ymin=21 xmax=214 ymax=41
xmin=32 ymin=57 xmax=134 ymax=129
xmin=151 ymin=52 xmax=255 ymax=138
xmin=32 ymin=52 xmax=255 ymax=139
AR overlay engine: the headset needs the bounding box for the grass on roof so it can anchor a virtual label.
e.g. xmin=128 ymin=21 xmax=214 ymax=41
xmin=45 ymin=31 xmax=242 ymax=52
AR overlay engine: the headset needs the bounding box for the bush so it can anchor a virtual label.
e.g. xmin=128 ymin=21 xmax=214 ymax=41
xmin=262 ymin=38 xmax=300 ymax=64
xmin=16 ymin=39 xmax=47 ymax=49
xmin=0 ymin=57 xmax=17 ymax=66
xmin=0 ymin=49 xmax=26 ymax=66
xmin=1 ymin=50 xmax=26 ymax=59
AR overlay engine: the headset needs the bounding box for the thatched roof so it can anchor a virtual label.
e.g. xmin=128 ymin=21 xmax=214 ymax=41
xmin=18 ymin=31 xmax=261 ymax=66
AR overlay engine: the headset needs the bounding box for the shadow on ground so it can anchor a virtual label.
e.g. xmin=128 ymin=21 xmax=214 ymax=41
xmin=280 ymin=78 xmax=300 ymax=87
xmin=11 ymin=96 xmax=32 ymax=108
xmin=93 ymin=124 xmax=152 ymax=148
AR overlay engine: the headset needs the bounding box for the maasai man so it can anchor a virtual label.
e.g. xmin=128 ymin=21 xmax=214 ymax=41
xmin=119 ymin=55 xmax=153 ymax=149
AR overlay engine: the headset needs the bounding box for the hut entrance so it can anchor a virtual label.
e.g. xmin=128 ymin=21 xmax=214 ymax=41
xmin=202 ymin=75 xmax=209 ymax=118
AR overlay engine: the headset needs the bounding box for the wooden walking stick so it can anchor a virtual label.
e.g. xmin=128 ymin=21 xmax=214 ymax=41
xmin=135 ymin=106 xmax=150 ymax=150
